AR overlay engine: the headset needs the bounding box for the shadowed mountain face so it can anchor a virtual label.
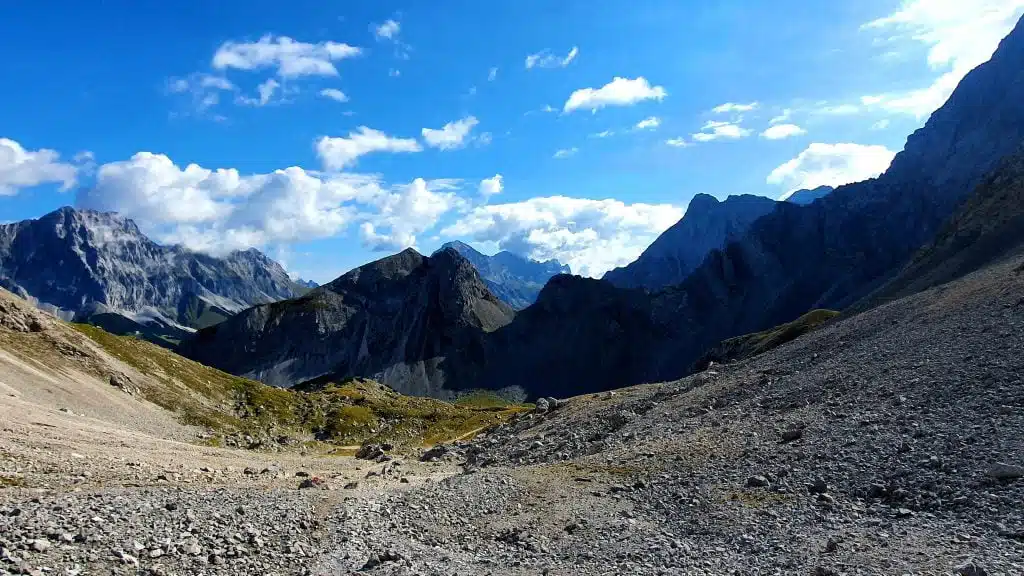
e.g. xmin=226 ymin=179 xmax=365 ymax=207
xmin=437 ymin=241 xmax=569 ymax=309
xmin=603 ymin=194 xmax=780 ymax=291
xmin=178 ymin=248 xmax=515 ymax=397
xmin=860 ymin=145 xmax=1024 ymax=308
xmin=0 ymin=207 xmax=305 ymax=342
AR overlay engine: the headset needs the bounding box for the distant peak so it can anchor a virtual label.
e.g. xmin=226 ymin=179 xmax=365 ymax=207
xmin=687 ymin=193 xmax=720 ymax=213
xmin=437 ymin=240 xmax=484 ymax=258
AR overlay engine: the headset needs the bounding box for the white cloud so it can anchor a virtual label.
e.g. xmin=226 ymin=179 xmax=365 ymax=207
xmin=237 ymin=78 xmax=281 ymax=107
xmin=319 ymin=88 xmax=349 ymax=103
xmin=553 ymin=147 xmax=578 ymax=159
xmin=563 ymin=77 xmax=667 ymax=113
xmin=488 ymin=67 xmax=498 ymax=81
xmin=421 ymin=116 xmax=480 ymax=150
xmin=441 ymin=196 xmax=684 ymax=277
xmin=389 ymin=68 xmax=401 ymax=77
xmin=0 ymin=138 xmax=80 ymax=195
xmin=525 ymin=46 xmax=579 ymax=69
xmin=166 ymin=73 xmax=237 ymax=113
xmin=374 ymin=19 xmax=400 ymax=40
xmin=712 ymin=102 xmax=759 ymax=114
xmin=861 ymin=0 xmax=1024 ymax=118
xmin=871 ymin=119 xmax=891 ymax=130
xmin=212 ymin=35 xmax=361 ymax=78
xmin=665 ymin=137 xmax=690 ymax=147
xmin=590 ymin=130 xmax=615 ymax=138
xmin=75 ymin=152 xmax=460 ymax=254
xmin=358 ymin=178 xmax=461 ymax=251
xmin=767 ymin=142 xmax=897 ymax=198
xmin=316 ymin=127 xmax=422 ymax=170
xmin=634 ymin=116 xmax=661 ymax=130
xmin=814 ymin=103 xmax=861 ymax=116
xmin=691 ymin=120 xmax=751 ymax=142
xmin=769 ymin=109 xmax=793 ymax=125
xmin=761 ymin=123 xmax=807 ymax=140
xmin=478 ymin=174 xmax=503 ymax=198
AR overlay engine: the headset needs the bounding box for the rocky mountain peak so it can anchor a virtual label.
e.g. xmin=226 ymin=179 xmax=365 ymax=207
xmin=434 ymin=241 xmax=570 ymax=310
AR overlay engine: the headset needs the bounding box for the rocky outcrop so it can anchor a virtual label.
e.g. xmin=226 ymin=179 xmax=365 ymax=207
xmin=0 ymin=207 xmax=305 ymax=339
xmin=438 ymin=241 xmax=569 ymax=309
xmin=602 ymin=194 xmax=779 ymax=291
xmin=178 ymin=248 xmax=515 ymax=396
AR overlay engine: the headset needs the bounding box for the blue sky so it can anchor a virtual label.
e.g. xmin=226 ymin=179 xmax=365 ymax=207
xmin=2 ymin=0 xmax=1023 ymax=281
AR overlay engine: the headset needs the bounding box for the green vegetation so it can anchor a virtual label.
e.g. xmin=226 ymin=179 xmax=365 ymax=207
xmin=699 ymin=309 xmax=840 ymax=368
xmin=67 ymin=323 xmax=527 ymax=448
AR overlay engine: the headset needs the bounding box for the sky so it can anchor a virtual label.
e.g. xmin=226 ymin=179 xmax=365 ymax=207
xmin=2 ymin=0 xmax=1023 ymax=282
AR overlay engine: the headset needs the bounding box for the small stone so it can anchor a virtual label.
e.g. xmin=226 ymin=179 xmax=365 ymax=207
xmin=746 ymin=475 xmax=770 ymax=488
xmin=896 ymin=507 xmax=914 ymax=518
xmin=781 ymin=428 xmax=804 ymax=442
xmin=534 ymin=398 xmax=550 ymax=414
xmin=344 ymin=481 xmax=360 ymax=489
xmin=807 ymin=478 xmax=828 ymax=495
xmin=815 ymin=567 xmax=840 ymax=576
xmin=31 ymin=539 xmax=50 ymax=553
xmin=825 ymin=538 xmax=839 ymax=553
xmin=956 ymin=561 xmax=988 ymax=576
xmin=987 ymin=463 xmax=1024 ymax=480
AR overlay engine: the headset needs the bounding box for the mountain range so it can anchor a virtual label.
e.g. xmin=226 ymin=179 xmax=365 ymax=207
xmin=436 ymin=241 xmax=569 ymax=309
xmin=5 ymin=17 xmax=1024 ymax=400
xmin=0 ymin=207 xmax=308 ymax=344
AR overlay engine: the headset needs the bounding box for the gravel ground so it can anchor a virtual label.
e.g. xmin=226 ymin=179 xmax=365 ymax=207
xmin=3 ymin=256 xmax=1023 ymax=575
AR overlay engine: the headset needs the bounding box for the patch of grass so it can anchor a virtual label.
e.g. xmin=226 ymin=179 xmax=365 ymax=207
xmin=698 ymin=309 xmax=840 ymax=368
xmin=723 ymin=490 xmax=793 ymax=508
xmin=454 ymin=391 xmax=518 ymax=410
xmin=0 ymin=476 xmax=25 ymax=488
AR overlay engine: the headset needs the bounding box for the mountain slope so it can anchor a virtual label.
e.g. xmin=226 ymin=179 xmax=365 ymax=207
xmin=438 ymin=241 xmax=569 ymax=309
xmin=861 ymin=145 xmax=1024 ymax=307
xmin=0 ymin=207 xmax=305 ymax=342
xmin=178 ymin=247 xmax=515 ymax=396
xmin=603 ymin=194 xmax=779 ymax=291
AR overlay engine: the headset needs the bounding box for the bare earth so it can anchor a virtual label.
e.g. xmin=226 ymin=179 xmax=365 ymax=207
xmin=2 ymin=255 xmax=1024 ymax=575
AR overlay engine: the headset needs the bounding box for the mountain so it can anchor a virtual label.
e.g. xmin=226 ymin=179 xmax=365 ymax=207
xmin=437 ymin=241 xmax=569 ymax=309
xmin=177 ymin=247 xmax=515 ymax=396
xmin=785 ymin=185 xmax=834 ymax=205
xmin=297 ymin=279 xmax=319 ymax=289
xmin=481 ymin=15 xmax=1024 ymax=397
xmin=602 ymin=194 xmax=779 ymax=291
xmin=860 ymin=145 xmax=1024 ymax=308
xmin=0 ymin=207 xmax=306 ymax=344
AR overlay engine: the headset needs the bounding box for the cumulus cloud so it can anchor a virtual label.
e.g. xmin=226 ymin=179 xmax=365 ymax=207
xmin=761 ymin=123 xmax=807 ymax=140
xmin=479 ymin=174 xmax=503 ymax=198
xmin=0 ymin=138 xmax=80 ymax=195
xmin=767 ymin=142 xmax=897 ymax=198
xmin=590 ymin=130 xmax=615 ymax=138
xmin=712 ymin=102 xmax=759 ymax=114
xmin=665 ymin=137 xmax=690 ymax=148
xmin=319 ymin=88 xmax=349 ymax=103
xmin=525 ymin=46 xmax=579 ymax=69
xmin=74 ymin=152 xmax=460 ymax=254
xmin=769 ymin=109 xmax=793 ymax=125
xmin=691 ymin=120 xmax=751 ymax=142
xmin=488 ymin=67 xmax=498 ymax=81
xmin=316 ymin=127 xmax=422 ymax=170
xmin=563 ymin=77 xmax=667 ymax=113
xmin=212 ymin=35 xmax=361 ymax=78
xmin=553 ymin=147 xmax=578 ymax=159
xmin=860 ymin=0 xmax=1024 ymax=118
xmin=421 ymin=116 xmax=480 ymax=150
xmin=634 ymin=116 xmax=660 ymax=130
xmin=440 ymin=196 xmax=684 ymax=277
xmin=374 ymin=19 xmax=400 ymax=40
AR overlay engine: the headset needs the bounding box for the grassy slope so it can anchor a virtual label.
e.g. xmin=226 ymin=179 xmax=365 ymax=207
xmin=695 ymin=309 xmax=840 ymax=369
xmin=67 ymin=323 xmax=528 ymax=448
